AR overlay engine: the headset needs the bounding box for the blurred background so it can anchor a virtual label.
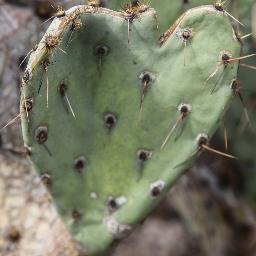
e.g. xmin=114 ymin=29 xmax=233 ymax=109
xmin=0 ymin=0 xmax=256 ymax=255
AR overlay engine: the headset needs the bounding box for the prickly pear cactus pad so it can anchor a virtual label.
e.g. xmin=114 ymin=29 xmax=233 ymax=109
xmin=20 ymin=5 xmax=241 ymax=255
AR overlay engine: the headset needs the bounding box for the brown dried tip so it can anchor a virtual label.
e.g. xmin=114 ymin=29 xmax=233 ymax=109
xmin=41 ymin=58 xmax=50 ymax=70
xmin=72 ymin=210 xmax=81 ymax=222
xmin=41 ymin=172 xmax=52 ymax=187
xmin=87 ymin=0 xmax=105 ymax=7
xmin=74 ymin=156 xmax=87 ymax=172
xmin=213 ymin=1 xmax=224 ymax=12
xmin=231 ymin=79 xmax=241 ymax=93
xmin=59 ymin=82 xmax=67 ymax=96
xmin=182 ymin=28 xmax=193 ymax=41
xmin=150 ymin=180 xmax=165 ymax=197
xmin=178 ymin=103 xmax=191 ymax=116
xmin=44 ymin=34 xmax=61 ymax=51
xmin=22 ymin=68 xmax=32 ymax=83
xmin=137 ymin=149 xmax=152 ymax=163
xmin=23 ymin=98 xmax=33 ymax=112
xmin=122 ymin=0 xmax=149 ymax=18
xmin=55 ymin=6 xmax=66 ymax=18
xmin=35 ymin=126 xmax=48 ymax=144
xmin=95 ymin=44 xmax=110 ymax=56
xmin=197 ymin=133 xmax=209 ymax=148
xmin=72 ymin=18 xmax=82 ymax=30
xmin=131 ymin=0 xmax=149 ymax=12
xmin=221 ymin=53 xmax=231 ymax=67
xmin=107 ymin=197 xmax=118 ymax=212
xmin=104 ymin=113 xmax=117 ymax=130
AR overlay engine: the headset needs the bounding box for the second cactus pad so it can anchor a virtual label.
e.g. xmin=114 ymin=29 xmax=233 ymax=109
xmin=21 ymin=5 xmax=241 ymax=255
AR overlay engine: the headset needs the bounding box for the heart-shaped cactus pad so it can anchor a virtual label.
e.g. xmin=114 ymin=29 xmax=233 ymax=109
xmin=21 ymin=4 xmax=241 ymax=255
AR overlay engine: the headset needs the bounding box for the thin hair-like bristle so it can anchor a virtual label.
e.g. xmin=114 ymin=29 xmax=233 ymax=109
xmin=224 ymin=125 xmax=228 ymax=151
xmin=64 ymin=93 xmax=76 ymax=119
xmin=97 ymin=55 xmax=102 ymax=76
xmin=154 ymin=13 xmax=159 ymax=30
xmin=40 ymin=16 xmax=54 ymax=26
xmin=127 ymin=20 xmax=130 ymax=44
xmin=237 ymin=91 xmax=254 ymax=130
xmin=225 ymin=11 xmax=245 ymax=27
xmin=161 ymin=114 xmax=184 ymax=149
xmin=202 ymin=144 xmax=237 ymax=159
xmin=183 ymin=41 xmax=187 ymax=66
xmin=240 ymin=63 xmax=256 ymax=70
xmin=0 ymin=113 xmax=21 ymax=130
xmin=19 ymin=49 xmax=33 ymax=68
xmin=139 ymin=80 xmax=148 ymax=113
xmin=205 ymin=64 xmax=221 ymax=84
xmin=58 ymin=47 xmax=67 ymax=54
xmin=46 ymin=69 xmax=49 ymax=108
xmin=229 ymin=53 xmax=256 ymax=62
xmin=241 ymin=33 xmax=252 ymax=40
xmin=43 ymin=144 xmax=52 ymax=156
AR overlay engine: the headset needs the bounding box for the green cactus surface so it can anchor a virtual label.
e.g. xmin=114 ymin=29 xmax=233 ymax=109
xmin=105 ymin=0 xmax=256 ymax=200
xmin=20 ymin=4 xmax=241 ymax=255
